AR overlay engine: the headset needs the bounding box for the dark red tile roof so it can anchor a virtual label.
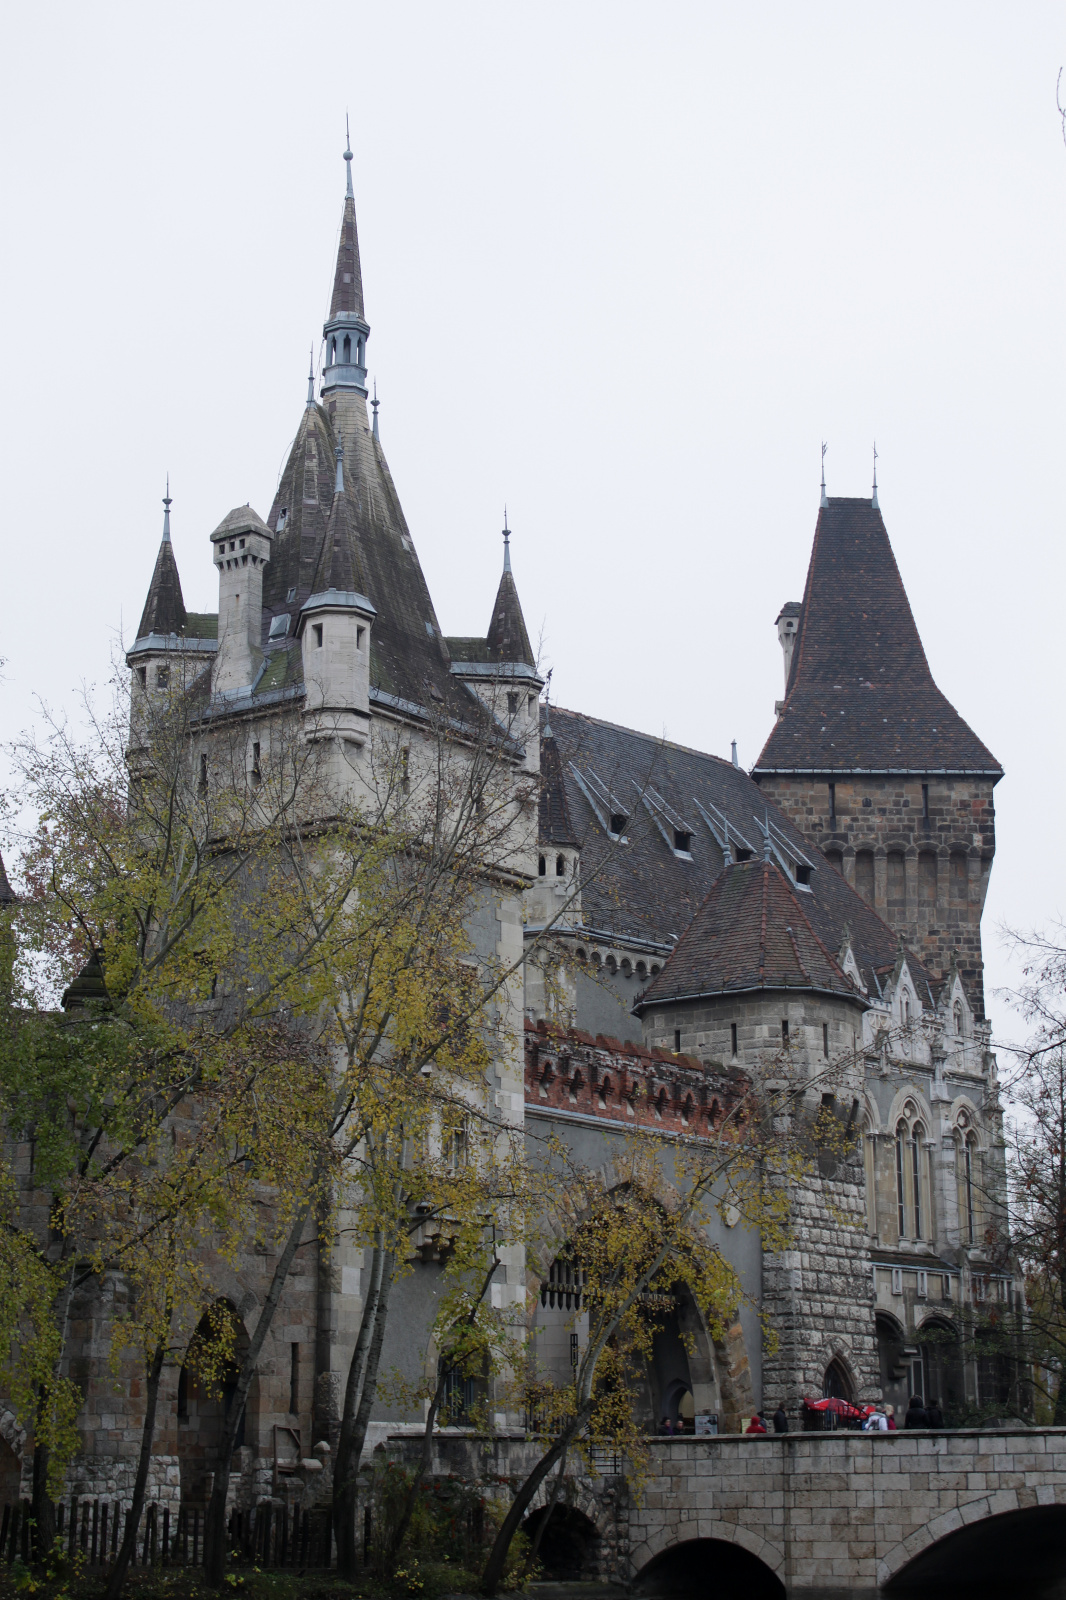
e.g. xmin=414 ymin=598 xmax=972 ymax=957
xmin=755 ymin=499 xmax=1001 ymax=776
xmin=637 ymin=858 xmax=862 ymax=1009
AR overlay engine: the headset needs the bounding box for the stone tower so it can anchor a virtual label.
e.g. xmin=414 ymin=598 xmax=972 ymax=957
xmin=752 ymin=497 xmax=1002 ymax=1014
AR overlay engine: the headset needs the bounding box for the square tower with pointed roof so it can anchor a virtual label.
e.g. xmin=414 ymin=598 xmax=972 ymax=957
xmin=752 ymin=497 xmax=1002 ymax=1016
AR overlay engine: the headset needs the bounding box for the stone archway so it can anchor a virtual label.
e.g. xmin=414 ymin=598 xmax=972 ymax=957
xmin=880 ymin=1494 xmax=1066 ymax=1592
xmin=521 ymin=1504 xmax=601 ymax=1579
xmin=175 ymin=1301 xmax=252 ymax=1504
xmin=632 ymin=1528 xmax=785 ymax=1598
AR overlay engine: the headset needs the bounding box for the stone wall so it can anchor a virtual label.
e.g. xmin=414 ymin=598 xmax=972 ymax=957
xmin=755 ymin=773 xmax=996 ymax=1013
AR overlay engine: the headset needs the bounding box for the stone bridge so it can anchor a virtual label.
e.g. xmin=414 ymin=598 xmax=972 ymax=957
xmin=391 ymin=1426 xmax=1066 ymax=1597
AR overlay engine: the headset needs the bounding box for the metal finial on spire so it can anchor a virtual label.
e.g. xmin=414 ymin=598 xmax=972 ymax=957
xmin=162 ymin=475 xmax=172 ymax=542
xmin=820 ymin=441 xmax=828 ymax=509
xmin=502 ymin=507 xmax=511 ymax=574
xmin=542 ymin=666 xmax=553 ymax=738
xmin=307 ymin=346 xmax=316 ymax=407
xmin=872 ymin=440 xmax=880 ymax=510
xmin=334 ymin=437 xmax=344 ymax=496
xmin=371 ymin=379 xmax=380 ymax=441
xmin=762 ymin=810 xmax=773 ymax=861
xmin=731 ymin=739 xmax=738 ymax=768
xmin=344 ymin=115 xmax=354 ymax=199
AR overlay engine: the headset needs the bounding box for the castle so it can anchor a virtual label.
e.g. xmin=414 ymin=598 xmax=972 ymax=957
xmin=1 ymin=142 xmax=1014 ymax=1511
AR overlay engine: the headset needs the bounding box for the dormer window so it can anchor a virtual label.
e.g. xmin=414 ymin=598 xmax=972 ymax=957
xmin=268 ymin=613 xmax=290 ymax=641
xmin=609 ymin=812 xmax=628 ymax=837
xmin=276 ymin=509 xmax=288 ymax=532
xmin=286 ymin=587 xmax=297 ymax=603
xmin=673 ymin=830 xmax=693 ymax=854
xmin=795 ymin=864 xmax=812 ymax=887
xmin=735 ymin=847 xmax=754 ymax=862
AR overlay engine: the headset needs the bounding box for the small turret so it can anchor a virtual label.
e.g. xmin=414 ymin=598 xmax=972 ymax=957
xmin=297 ymin=438 xmax=376 ymax=745
xmin=775 ymin=601 xmax=802 ymax=699
xmin=210 ymin=505 xmax=272 ymax=698
xmin=128 ymin=486 xmax=217 ymax=705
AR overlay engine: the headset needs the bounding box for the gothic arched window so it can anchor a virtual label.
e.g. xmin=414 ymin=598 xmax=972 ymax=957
xmin=953 ymin=999 xmax=965 ymax=1038
xmin=911 ymin=1124 xmax=924 ymax=1240
xmin=895 ymin=1122 xmax=907 ymax=1238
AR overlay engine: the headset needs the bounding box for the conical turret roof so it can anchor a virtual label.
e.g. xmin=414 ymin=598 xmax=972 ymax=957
xmin=637 ymin=857 xmax=863 ymax=1008
xmin=487 ymin=568 xmax=535 ymax=667
xmin=755 ymin=498 xmax=1000 ymax=775
xmin=330 ymin=195 xmax=365 ymax=322
xmin=136 ymin=496 xmax=187 ymax=639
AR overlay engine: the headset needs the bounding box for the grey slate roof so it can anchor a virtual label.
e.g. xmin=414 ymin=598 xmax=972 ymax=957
xmin=756 ymin=499 xmax=1001 ymax=776
xmin=0 ymin=851 xmax=16 ymax=905
xmin=544 ymin=705 xmax=934 ymax=997
xmin=330 ymin=193 xmax=365 ymax=321
xmin=486 ymin=570 xmax=535 ymax=668
xmin=136 ymin=537 xmax=187 ymax=640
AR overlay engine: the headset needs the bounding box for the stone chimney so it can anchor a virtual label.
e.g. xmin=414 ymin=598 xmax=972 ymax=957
xmin=775 ymin=602 xmax=802 ymax=707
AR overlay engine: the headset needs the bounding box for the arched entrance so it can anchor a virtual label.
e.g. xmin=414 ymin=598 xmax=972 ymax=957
xmin=635 ymin=1538 xmax=784 ymax=1600
xmin=918 ymin=1318 xmax=965 ymax=1424
xmin=520 ymin=1505 xmax=600 ymax=1579
xmin=876 ymin=1311 xmax=909 ymax=1420
xmin=885 ymin=1503 xmax=1066 ymax=1594
xmin=176 ymin=1302 xmax=251 ymax=1503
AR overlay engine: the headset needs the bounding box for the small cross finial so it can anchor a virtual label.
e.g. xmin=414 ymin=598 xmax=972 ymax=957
xmin=307 ymin=345 xmax=316 ymax=407
xmin=344 ymin=115 xmax=354 ymax=199
xmin=502 ymin=508 xmax=511 ymax=574
xmin=371 ymin=379 xmax=380 ymax=441
xmin=872 ymin=440 xmax=880 ymax=510
xmin=820 ymin=441 xmax=828 ymax=509
xmin=162 ymin=475 xmax=172 ymax=542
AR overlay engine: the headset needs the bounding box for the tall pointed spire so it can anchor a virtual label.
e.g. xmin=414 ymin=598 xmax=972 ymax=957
xmin=321 ymin=127 xmax=369 ymax=401
xmin=136 ymin=484 xmax=187 ymax=640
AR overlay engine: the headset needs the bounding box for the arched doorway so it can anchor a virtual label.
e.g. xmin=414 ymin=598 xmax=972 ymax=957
xmin=176 ymin=1302 xmax=251 ymax=1503
xmin=520 ymin=1505 xmax=600 ymax=1580
xmin=635 ymin=1538 xmax=784 ymax=1600
xmin=918 ymin=1318 xmax=965 ymax=1424
xmin=877 ymin=1311 xmax=909 ymax=1420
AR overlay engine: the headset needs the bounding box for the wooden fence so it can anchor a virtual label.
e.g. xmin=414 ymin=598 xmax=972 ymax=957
xmin=0 ymin=1498 xmax=336 ymax=1570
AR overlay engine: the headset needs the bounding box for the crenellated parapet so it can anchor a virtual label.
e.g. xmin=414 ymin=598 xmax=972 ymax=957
xmin=523 ymin=1017 xmax=748 ymax=1137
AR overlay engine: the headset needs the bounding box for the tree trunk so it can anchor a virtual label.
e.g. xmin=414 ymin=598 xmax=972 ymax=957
xmin=30 ymin=1251 xmax=76 ymax=1558
xmin=106 ymin=1339 xmax=167 ymax=1600
xmin=522 ymin=1447 xmax=568 ymax=1582
xmin=202 ymin=1198 xmax=313 ymax=1585
xmin=333 ymin=1248 xmax=395 ymax=1579
xmin=479 ymin=1410 xmax=589 ymax=1596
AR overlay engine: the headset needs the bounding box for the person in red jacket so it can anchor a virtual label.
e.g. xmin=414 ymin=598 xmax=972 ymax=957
xmin=745 ymin=1412 xmax=768 ymax=1434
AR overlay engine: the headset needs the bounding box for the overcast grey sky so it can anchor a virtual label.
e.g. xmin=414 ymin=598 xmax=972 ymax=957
xmin=1 ymin=2 xmax=1063 ymax=1042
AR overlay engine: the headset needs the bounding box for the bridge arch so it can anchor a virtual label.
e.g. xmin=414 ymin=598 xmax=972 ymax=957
xmin=879 ymin=1490 xmax=1066 ymax=1591
xmin=631 ymin=1522 xmax=785 ymax=1597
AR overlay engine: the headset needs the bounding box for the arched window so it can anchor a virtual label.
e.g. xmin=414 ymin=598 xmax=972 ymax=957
xmin=342 ymin=334 xmax=351 ymax=363
xmin=862 ymin=1120 xmax=877 ymax=1237
xmin=911 ymin=1124 xmax=924 ymax=1240
xmin=330 ymin=337 xmax=337 ymax=364
xmin=962 ymin=1134 xmax=977 ymax=1244
xmin=895 ymin=1122 xmax=907 ymax=1237
xmin=901 ymin=989 xmax=911 ymax=1026
xmin=538 ymin=855 xmax=546 ymax=877
xmin=953 ymin=999 xmax=965 ymax=1037
xmin=823 ymin=1358 xmax=853 ymax=1402
xmin=555 ymin=854 xmax=565 ymax=877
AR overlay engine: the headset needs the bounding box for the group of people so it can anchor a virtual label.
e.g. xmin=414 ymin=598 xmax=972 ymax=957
xmin=663 ymin=1394 xmax=947 ymax=1436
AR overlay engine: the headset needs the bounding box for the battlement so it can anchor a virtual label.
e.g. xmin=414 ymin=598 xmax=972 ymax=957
xmin=523 ymin=1016 xmax=748 ymax=1136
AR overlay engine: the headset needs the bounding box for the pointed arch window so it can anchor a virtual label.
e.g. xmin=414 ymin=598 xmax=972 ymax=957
xmin=953 ymin=999 xmax=965 ymax=1037
xmin=342 ymin=334 xmax=351 ymax=364
xmin=911 ymin=1124 xmax=924 ymax=1240
xmin=895 ymin=1122 xmax=907 ymax=1237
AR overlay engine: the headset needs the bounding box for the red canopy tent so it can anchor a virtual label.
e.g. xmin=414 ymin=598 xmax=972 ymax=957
xmin=802 ymin=1396 xmax=877 ymax=1424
